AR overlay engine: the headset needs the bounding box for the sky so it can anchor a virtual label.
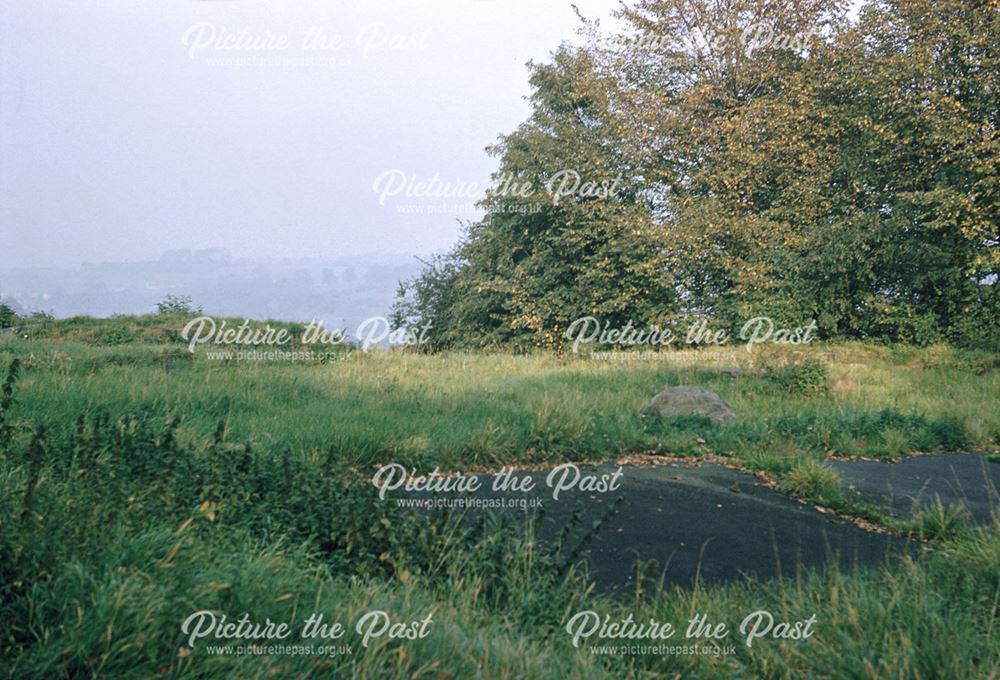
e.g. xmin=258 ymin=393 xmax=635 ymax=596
xmin=1 ymin=0 xmax=623 ymax=268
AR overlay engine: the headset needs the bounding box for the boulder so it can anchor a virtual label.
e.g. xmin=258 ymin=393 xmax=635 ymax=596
xmin=639 ymin=385 xmax=736 ymax=423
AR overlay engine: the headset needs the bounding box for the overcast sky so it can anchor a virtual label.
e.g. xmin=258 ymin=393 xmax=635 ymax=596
xmin=1 ymin=0 xmax=622 ymax=268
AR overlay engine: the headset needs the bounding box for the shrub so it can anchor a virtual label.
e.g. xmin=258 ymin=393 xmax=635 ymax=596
xmin=155 ymin=294 xmax=201 ymax=316
xmin=766 ymin=357 xmax=829 ymax=396
xmin=99 ymin=328 xmax=138 ymax=346
xmin=0 ymin=303 xmax=18 ymax=328
xmin=928 ymin=415 xmax=970 ymax=451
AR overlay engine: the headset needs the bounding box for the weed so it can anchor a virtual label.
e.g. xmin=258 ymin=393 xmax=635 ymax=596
xmin=765 ymin=357 xmax=830 ymax=395
xmin=908 ymin=502 xmax=969 ymax=541
xmin=782 ymin=459 xmax=843 ymax=505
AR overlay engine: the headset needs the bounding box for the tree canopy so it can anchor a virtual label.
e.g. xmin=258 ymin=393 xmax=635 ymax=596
xmin=394 ymin=0 xmax=999 ymax=350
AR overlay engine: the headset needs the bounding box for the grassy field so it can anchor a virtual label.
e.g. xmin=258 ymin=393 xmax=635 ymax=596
xmin=4 ymin=315 xmax=999 ymax=471
xmin=2 ymin=314 xmax=999 ymax=678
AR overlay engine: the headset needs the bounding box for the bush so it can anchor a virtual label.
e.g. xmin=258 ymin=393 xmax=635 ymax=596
xmin=155 ymin=294 xmax=201 ymax=316
xmin=766 ymin=358 xmax=830 ymax=396
xmin=0 ymin=303 xmax=18 ymax=328
xmin=928 ymin=415 xmax=970 ymax=451
xmin=99 ymin=328 xmax=138 ymax=346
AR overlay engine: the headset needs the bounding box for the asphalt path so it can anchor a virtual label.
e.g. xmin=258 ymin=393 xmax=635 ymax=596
xmin=391 ymin=459 xmax=909 ymax=594
xmin=831 ymin=452 xmax=1000 ymax=525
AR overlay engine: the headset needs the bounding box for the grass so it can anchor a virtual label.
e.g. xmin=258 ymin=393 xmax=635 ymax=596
xmin=2 ymin=393 xmax=998 ymax=678
xmin=780 ymin=459 xmax=844 ymax=506
xmin=906 ymin=501 xmax=971 ymax=541
xmin=1 ymin=315 xmax=997 ymax=474
xmin=1 ymin=315 xmax=999 ymax=678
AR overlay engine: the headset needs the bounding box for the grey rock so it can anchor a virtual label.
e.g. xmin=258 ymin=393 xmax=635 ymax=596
xmin=640 ymin=385 xmax=737 ymax=423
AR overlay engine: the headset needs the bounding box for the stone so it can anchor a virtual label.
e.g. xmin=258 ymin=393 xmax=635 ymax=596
xmin=639 ymin=386 xmax=737 ymax=423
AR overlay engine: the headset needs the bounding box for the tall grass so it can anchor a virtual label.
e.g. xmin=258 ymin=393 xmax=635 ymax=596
xmin=1 ymin=328 xmax=996 ymax=474
xmin=2 ymin=394 xmax=997 ymax=678
xmin=1 ymin=323 xmax=999 ymax=677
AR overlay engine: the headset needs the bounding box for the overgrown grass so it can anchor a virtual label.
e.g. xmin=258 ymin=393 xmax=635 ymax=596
xmin=1 ymin=320 xmax=997 ymax=475
xmin=1 ymin=322 xmax=999 ymax=677
xmin=2 ymin=401 xmax=998 ymax=678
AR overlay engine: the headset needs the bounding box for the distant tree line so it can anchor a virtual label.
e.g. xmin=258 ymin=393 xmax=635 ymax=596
xmin=394 ymin=0 xmax=999 ymax=350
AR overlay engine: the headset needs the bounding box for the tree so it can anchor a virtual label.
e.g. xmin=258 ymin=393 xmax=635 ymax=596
xmin=397 ymin=0 xmax=999 ymax=350
xmin=824 ymin=0 xmax=1000 ymax=344
xmin=399 ymin=47 xmax=675 ymax=349
xmin=0 ymin=303 xmax=18 ymax=328
xmin=391 ymin=251 xmax=466 ymax=351
xmin=156 ymin=295 xmax=202 ymax=316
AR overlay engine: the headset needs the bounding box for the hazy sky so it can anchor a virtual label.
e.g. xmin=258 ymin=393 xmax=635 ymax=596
xmin=1 ymin=0 xmax=622 ymax=268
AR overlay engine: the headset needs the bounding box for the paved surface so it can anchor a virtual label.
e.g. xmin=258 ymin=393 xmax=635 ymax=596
xmin=831 ymin=452 xmax=1000 ymax=524
xmin=396 ymin=460 xmax=907 ymax=594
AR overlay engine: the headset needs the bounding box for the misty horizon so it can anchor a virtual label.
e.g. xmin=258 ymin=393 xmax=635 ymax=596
xmin=0 ymin=248 xmax=425 ymax=324
xmin=1 ymin=0 xmax=623 ymax=270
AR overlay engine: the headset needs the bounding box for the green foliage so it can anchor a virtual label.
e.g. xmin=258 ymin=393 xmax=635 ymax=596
xmin=908 ymin=502 xmax=969 ymax=541
xmin=99 ymin=326 xmax=138 ymax=346
xmin=0 ymin=390 xmax=597 ymax=675
xmin=765 ymin=358 xmax=830 ymax=396
xmin=0 ymin=303 xmax=18 ymax=328
xmin=399 ymin=0 xmax=999 ymax=351
xmin=649 ymin=414 xmax=717 ymax=432
xmin=1 ymin=336 xmax=999 ymax=677
xmin=392 ymin=252 xmax=465 ymax=352
xmin=396 ymin=48 xmax=676 ymax=350
xmin=155 ymin=294 xmax=202 ymax=316
xmin=0 ymin=359 xmax=19 ymax=455
xmin=0 ymin=332 xmax=993 ymax=470
xmin=2 ymin=401 xmax=998 ymax=677
xmin=782 ymin=459 xmax=844 ymax=505
xmin=927 ymin=415 xmax=972 ymax=452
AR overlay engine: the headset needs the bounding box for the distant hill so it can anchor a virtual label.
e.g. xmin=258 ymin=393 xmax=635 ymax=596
xmin=0 ymin=249 xmax=424 ymax=330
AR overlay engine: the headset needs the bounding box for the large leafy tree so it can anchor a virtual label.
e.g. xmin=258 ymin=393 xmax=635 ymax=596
xmin=824 ymin=0 xmax=1000 ymax=343
xmin=395 ymin=48 xmax=675 ymax=349
xmin=597 ymin=0 xmax=997 ymax=343
xmin=594 ymin=0 xmax=850 ymax=326
xmin=397 ymin=0 xmax=999 ymax=350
